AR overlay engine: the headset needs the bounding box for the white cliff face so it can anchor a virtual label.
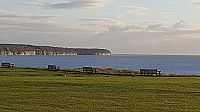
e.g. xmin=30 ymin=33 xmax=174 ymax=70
xmin=20 ymin=51 xmax=36 ymax=55
xmin=41 ymin=51 xmax=77 ymax=55
xmin=0 ymin=50 xmax=112 ymax=56
xmin=97 ymin=52 xmax=111 ymax=55
xmin=0 ymin=51 xmax=77 ymax=56
xmin=0 ymin=50 xmax=110 ymax=56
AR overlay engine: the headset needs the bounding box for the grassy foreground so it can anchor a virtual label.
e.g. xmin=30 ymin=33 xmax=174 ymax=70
xmin=0 ymin=68 xmax=200 ymax=112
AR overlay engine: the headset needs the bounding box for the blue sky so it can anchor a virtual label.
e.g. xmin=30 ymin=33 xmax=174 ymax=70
xmin=0 ymin=0 xmax=200 ymax=54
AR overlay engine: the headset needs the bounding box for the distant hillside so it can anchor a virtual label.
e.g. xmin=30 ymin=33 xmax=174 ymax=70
xmin=0 ymin=44 xmax=111 ymax=56
xmin=72 ymin=48 xmax=111 ymax=55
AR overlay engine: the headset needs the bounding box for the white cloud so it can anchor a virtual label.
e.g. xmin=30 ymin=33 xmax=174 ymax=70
xmin=191 ymin=0 xmax=200 ymax=4
xmin=81 ymin=19 xmax=200 ymax=54
xmin=80 ymin=18 xmax=125 ymax=33
xmin=81 ymin=18 xmax=124 ymax=27
xmin=118 ymin=6 xmax=148 ymax=10
xmin=155 ymin=12 xmax=174 ymax=18
xmin=0 ymin=9 xmax=66 ymax=25
xmin=0 ymin=9 xmax=93 ymax=46
xmin=118 ymin=6 xmax=148 ymax=16
xmin=117 ymin=13 xmax=123 ymax=18
xmin=24 ymin=0 xmax=109 ymax=9
xmin=172 ymin=20 xmax=186 ymax=29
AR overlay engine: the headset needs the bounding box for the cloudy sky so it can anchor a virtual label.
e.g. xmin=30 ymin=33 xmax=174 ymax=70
xmin=0 ymin=0 xmax=200 ymax=54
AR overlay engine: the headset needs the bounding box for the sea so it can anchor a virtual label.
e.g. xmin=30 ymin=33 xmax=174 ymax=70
xmin=1 ymin=54 xmax=200 ymax=75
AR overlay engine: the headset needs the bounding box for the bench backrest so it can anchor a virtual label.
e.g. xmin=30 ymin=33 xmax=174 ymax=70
xmin=140 ymin=69 xmax=157 ymax=73
xmin=48 ymin=65 xmax=57 ymax=71
xmin=83 ymin=67 xmax=92 ymax=70
xmin=83 ymin=67 xmax=94 ymax=73
xmin=1 ymin=63 xmax=11 ymax=68
xmin=2 ymin=63 xmax=10 ymax=66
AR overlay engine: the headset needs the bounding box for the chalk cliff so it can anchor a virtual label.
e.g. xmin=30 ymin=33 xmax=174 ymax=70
xmin=0 ymin=44 xmax=111 ymax=56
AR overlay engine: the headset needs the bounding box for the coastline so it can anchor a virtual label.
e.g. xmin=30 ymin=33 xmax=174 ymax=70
xmin=2 ymin=66 xmax=199 ymax=77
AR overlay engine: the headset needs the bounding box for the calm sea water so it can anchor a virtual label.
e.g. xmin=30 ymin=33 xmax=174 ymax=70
xmin=1 ymin=54 xmax=200 ymax=74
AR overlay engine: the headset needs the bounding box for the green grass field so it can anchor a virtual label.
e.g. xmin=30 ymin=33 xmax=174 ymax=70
xmin=0 ymin=68 xmax=200 ymax=112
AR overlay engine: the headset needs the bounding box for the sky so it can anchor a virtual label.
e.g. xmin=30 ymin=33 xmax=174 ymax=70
xmin=0 ymin=0 xmax=200 ymax=54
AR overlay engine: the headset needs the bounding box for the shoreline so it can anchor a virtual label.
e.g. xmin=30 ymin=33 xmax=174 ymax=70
xmin=1 ymin=66 xmax=200 ymax=77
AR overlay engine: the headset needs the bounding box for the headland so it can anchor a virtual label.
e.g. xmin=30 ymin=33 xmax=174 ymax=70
xmin=0 ymin=44 xmax=111 ymax=56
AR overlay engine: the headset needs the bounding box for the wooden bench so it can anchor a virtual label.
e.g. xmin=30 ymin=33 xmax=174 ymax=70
xmin=83 ymin=67 xmax=97 ymax=73
xmin=140 ymin=69 xmax=161 ymax=76
xmin=1 ymin=63 xmax=14 ymax=68
xmin=48 ymin=65 xmax=60 ymax=71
